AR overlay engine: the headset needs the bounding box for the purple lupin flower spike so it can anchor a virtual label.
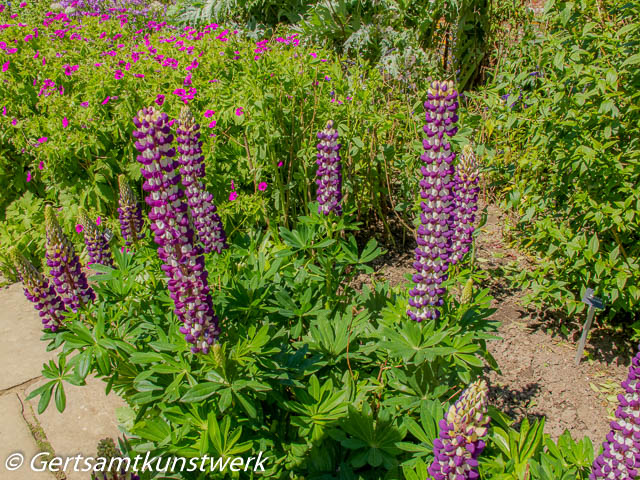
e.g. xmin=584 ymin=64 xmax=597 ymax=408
xmin=78 ymin=208 xmax=114 ymax=268
xmin=175 ymin=106 xmax=228 ymax=254
xmin=407 ymin=79 xmax=459 ymax=322
xmin=133 ymin=106 xmax=220 ymax=354
xmin=451 ymin=145 xmax=480 ymax=265
xmin=428 ymin=379 xmax=490 ymax=480
xmin=315 ymin=120 xmax=343 ymax=216
xmin=10 ymin=249 xmax=67 ymax=332
xmin=44 ymin=205 xmax=95 ymax=312
xmin=117 ymin=175 xmax=145 ymax=246
xmin=590 ymin=345 xmax=640 ymax=479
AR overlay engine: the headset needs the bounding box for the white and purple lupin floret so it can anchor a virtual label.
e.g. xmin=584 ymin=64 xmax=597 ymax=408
xmin=133 ymin=106 xmax=220 ymax=354
xmin=44 ymin=205 xmax=95 ymax=312
xmin=451 ymin=145 xmax=479 ymax=265
xmin=315 ymin=120 xmax=343 ymax=216
xmin=117 ymin=175 xmax=145 ymax=246
xmin=428 ymin=379 xmax=490 ymax=480
xmin=407 ymin=79 xmax=459 ymax=322
xmin=590 ymin=345 xmax=640 ymax=479
xmin=175 ymin=106 xmax=228 ymax=254
xmin=11 ymin=249 xmax=67 ymax=332
xmin=78 ymin=208 xmax=114 ymax=268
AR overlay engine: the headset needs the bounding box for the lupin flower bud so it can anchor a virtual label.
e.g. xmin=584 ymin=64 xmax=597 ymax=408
xmin=78 ymin=208 xmax=114 ymax=268
xmin=315 ymin=120 xmax=343 ymax=216
xmin=451 ymin=145 xmax=479 ymax=265
xmin=428 ymin=379 xmax=490 ymax=480
xmin=175 ymin=106 xmax=228 ymax=254
xmin=117 ymin=175 xmax=144 ymax=246
xmin=460 ymin=278 xmax=474 ymax=305
xmin=44 ymin=205 xmax=95 ymax=311
xmin=10 ymin=249 xmax=67 ymax=332
xmin=590 ymin=345 xmax=640 ymax=479
xmin=92 ymin=438 xmax=140 ymax=480
xmin=408 ymin=79 xmax=459 ymax=322
xmin=133 ymin=106 xmax=220 ymax=354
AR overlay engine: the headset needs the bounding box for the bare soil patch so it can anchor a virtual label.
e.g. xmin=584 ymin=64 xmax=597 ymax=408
xmin=371 ymin=203 xmax=630 ymax=447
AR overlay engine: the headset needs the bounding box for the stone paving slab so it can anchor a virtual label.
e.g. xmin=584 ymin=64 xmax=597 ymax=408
xmin=22 ymin=376 xmax=127 ymax=480
xmin=0 ymin=394 xmax=55 ymax=479
xmin=0 ymin=282 xmax=128 ymax=480
xmin=0 ymin=284 xmax=57 ymax=390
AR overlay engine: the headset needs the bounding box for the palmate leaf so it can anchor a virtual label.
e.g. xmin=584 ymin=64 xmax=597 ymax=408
xmin=339 ymin=404 xmax=405 ymax=470
xmin=283 ymin=375 xmax=347 ymax=442
xmin=380 ymin=320 xmax=455 ymax=363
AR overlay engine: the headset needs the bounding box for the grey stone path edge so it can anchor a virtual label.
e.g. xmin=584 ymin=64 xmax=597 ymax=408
xmin=0 ymin=283 xmax=126 ymax=480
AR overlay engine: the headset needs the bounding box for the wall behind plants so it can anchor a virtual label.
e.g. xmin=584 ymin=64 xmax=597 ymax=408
xmin=463 ymin=0 xmax=640 ymax=324
xmin=0 ymin=2 xmax=433 ymax=279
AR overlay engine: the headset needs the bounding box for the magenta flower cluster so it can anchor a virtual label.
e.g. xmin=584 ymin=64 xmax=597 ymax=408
xmin=591 ymin=345 xmax=640 ymax=479
xmin=45 ymin=205 xmax=95 ymax=312
xmin=315 ymin=120 xmax=343 ymax=216
xmin=407 ymin=80 xmax=459 ymax=322
xmin=133 ymin=106 xmax=219 ymax=354
xmin=176 ymin=106 xmax=228 ymax=254
xmin=11 ymin=249 xmax=67 ymax=332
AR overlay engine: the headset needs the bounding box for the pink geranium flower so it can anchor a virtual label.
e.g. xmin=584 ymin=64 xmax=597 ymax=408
xmin=229 ymin=191 xmax=238 ymax=201
xmin=62 ymin=117 xmax=68 ymax=128
xmin=75 ymin=224 xmax=84 ymax=233
xmin=235 ymin=107 xmax=244 ymax=116
xmin=38 ymin=161 xmax=44 ymax=170
xmin=258 ymin=182 xmax=268 ymax=191
xmin=114 ymin=70 xmax=124 ymax=80
xmin=26 ymin=171 xmax=32 ymax=182
xmin=2 ymin=61 xmax=9 ymax=72
xmin=204 ymin=109 xmax=215 ymax=118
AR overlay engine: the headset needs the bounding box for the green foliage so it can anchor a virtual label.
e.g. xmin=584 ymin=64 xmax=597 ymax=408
xmin=479 ymin=407 xmax=594 ymax=479
xmin=466 ymin=0 xmax=640 ymax=324
xmin=27 ymin=211 xmax=499 ymax=478
xmin=0 ymin=7 xmax=428 ymax=277
xmin=169 ymin=0 xmax=514 ymax=91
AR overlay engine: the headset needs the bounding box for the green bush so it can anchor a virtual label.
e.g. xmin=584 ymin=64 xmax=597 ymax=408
xmin=465 ymin=0 xmax=640 ymax=324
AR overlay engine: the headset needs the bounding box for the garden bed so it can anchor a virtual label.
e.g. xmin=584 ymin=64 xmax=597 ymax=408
xmin=370 ymin=203 xmax=630 ymax=447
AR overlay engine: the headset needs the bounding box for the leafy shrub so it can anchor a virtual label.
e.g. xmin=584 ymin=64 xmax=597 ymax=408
xmin=29 ymin=211 xmax=500 ymax=478
xmin=465 ymin=0 xmax=640 ymax=323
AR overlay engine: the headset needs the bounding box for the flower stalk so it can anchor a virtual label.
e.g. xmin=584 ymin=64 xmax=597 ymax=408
xmin=429 ymin=379 xmax=490 ymax=480
xmin=408 ymin=79 xmax=459 ymax=322
xmin=590 ymin=345 xmax=640 ymax=479
xmin=10 ymin=249 xmax=67 ymax=332
xmin=133 ymin=106 xmax=220 ymax=354
xmin=451 ymin=145 xmax=479 ymax=266
xmin=44 ymin=205 xmax=95 ymax=311
xmin=117 ymin=175 xmax=145 ymax=246
xmin=175 ymin=106 xmax=228 ymax=254
xmin=78 ymin=208 xmax=114 ymax=268
xmin=315 ymin=120 xmax=343 ymax=216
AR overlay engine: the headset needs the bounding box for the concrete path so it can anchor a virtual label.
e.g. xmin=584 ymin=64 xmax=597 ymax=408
xmin=0 ymin=283 xmax=126 ymax=480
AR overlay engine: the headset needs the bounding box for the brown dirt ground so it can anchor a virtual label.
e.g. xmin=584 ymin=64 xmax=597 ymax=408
xmin=369 ymin=203 xmax=631 ymax=447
